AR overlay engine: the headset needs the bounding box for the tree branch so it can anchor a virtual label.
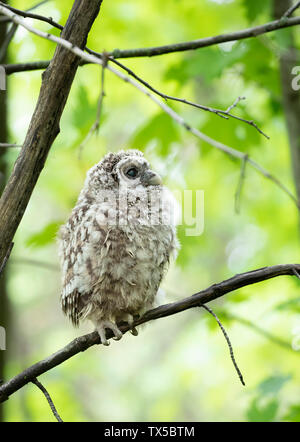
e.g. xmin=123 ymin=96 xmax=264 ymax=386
xmin=0 ymin=263 xmax=299 ymax=403
xmin=0 ymin=0 xmax=104 ymax=266
xmin=283 ymin=0 xmax=300 ymax=17
xmin=108 ymin=16 xmax=300 ymax=59
xmin=0 ymin=4 xmax=297 ymax=211
xmin=31 ymin=378 xmax=63 ymax=422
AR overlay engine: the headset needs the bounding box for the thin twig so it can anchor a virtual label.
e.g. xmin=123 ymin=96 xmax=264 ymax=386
xmin=0 ymin=0 xmax=53 ymax=24
xmin=235 ymin=154 xmax=248 ymax=214
xmin=283 ymin=1 xmax=300 ymax=18
xmin=78 ymin=53 xmax=108 ymax=156
xmin=31 ymin=378 xmax=63 ymax=422
xmin=225 ymin=96 xmax=246 ymax=114
xmin=108 ymin=16 xmax=300 ymax=59
xmin=0 ymin=5 xmax=268 ymax=139
xmin=0 ymin=143 xmax=22 ymax=148
xmin=201 ymin=304 xmax=245 ymax=386
xmin=0 ymin=263 xmax=300 ymax=403
xmin=99 ymin=55 xmax=269 ymax=138
xmin=0 ymin=5 xmax=297 ymax=209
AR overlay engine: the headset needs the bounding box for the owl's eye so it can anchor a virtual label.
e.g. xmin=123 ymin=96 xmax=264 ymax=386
xmin=126 ymin=167 xmax=139 ymax=179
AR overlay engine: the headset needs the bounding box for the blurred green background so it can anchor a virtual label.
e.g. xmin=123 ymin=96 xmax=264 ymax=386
xmin=1 ymin=0 xmax=300 ymax=422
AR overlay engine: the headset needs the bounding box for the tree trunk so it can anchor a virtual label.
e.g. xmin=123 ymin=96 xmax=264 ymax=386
xmin=273 ymin=0 xmax=300 ymax=206
xmin=0 ymin=0 xmax=103 ymax=266
xmin=0 ymin=0 xmax=9 ymax=422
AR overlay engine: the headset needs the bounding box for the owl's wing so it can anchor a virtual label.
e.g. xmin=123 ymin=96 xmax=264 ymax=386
xmin=58 ymin=204 xmax=108 ymax=326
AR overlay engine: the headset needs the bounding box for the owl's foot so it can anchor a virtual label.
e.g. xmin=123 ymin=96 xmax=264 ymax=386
xmin=120 ymin=313 xmax=139 ymax=336
xmin=96 ymin=321 xmax=123 ymax=346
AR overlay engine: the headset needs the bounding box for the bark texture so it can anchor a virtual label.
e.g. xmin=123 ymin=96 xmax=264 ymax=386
xmin=0 ymin=0 xmax=103 ymax=265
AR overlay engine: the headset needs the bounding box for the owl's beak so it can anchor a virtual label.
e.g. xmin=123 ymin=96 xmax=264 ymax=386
xmin=142 ymin=170 xmax=162 ymax=186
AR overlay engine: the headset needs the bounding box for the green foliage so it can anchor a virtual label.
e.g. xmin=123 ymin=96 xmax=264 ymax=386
xmin=131 ymin=112 xmax=180 ymax=156
xmin=258 ymin=375 xmax=292 ymax=396
xmin=241 ymin=0 xmax=271 ymax=22
xmin=4 ymin=0 xmax=300 ymax=423
xmin=25 ymin=222 xmax=62 ymax=248
xmin=283 ymin=405 xmax=300 ymax=422
xmin=247 ymin=398 xmax=278 ymax=422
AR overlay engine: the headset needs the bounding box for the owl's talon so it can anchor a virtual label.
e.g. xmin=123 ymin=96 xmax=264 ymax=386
xmin=130 ymin=327 xmax=138 ymax=336
xmin=96 ymin=320 xmax=123 ymax=345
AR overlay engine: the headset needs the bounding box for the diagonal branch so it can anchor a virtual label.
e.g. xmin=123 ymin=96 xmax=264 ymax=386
xmin=0 ymin=5 xmax=268 ymax=139
xmin=0 ymin=5 xmax=296 ymax=211
xmin=108 ymin=16 xmax=300 ymax=59
xmin=0 ymin=0 xmax=104 ymax=266
xmin=0 ymin=263 xmax=299 ymax=403
xmin=283 ymin=1 xmax=300 ymax=17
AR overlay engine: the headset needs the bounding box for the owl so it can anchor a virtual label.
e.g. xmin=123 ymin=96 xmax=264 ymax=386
xmin=58 ymin=150 xmax=178 ymax=345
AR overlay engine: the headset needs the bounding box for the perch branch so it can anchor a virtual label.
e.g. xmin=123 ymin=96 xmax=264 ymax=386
xmin=0 ymin=263 xmax=299 ymax=403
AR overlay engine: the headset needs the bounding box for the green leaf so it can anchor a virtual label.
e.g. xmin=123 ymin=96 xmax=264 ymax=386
xmin=258 ymin=375 xmax=292 ymax=396
xmin=274 ymin=297 xmax=300 ymax=313
xmin=26 ymin=222 xmax=62 ymax=248
xmin=247 ymin=398 xmax=278 ymax=422
xmin=131 ymin=112 xmax=180 ymax=156
xmin=71 ymin=85 xmax=106 ymax=131
xmin=283 ymin=405 xmax=300 ymax=422
xmin=165 ymin=45 xmax=246 ymax=85
xmin=241 ymin=0 xmax=271 ymax=22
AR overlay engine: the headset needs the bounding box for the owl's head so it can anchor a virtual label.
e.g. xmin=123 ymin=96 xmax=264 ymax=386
xmin=112 ymin=150 xmax=162 ymax=189
xmin=81 ymin=150 xmax=162 ymax=201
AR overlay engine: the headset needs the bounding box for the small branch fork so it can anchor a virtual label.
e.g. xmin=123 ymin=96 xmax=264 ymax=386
xmin=201 ymin=305 xmax=245 ymax=386
xmin=31 ymin=378 xmax=63 ymax=422
xmin=0 ymin=264 xmax=299 ymax=408
xmin=282 ymin=1 xmax=300 ymax=18
xmin=0 ymin=4 xmax=297 ymax=210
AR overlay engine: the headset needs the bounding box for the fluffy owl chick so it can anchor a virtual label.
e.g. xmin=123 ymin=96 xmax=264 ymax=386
xmin=58 ymin=150 xmax=178 ymax=345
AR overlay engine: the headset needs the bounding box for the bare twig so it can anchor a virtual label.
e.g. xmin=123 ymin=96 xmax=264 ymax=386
xmin=201 ymin=305 xmax=245 ymax=386
xmin=0 ymin=143 xmax=22 ymax=148
xmin=108 ymin=16 xmax=300 ymax=59
xmin=32 ymin=378 xmax=63 ymax=422
xmin=0 ymin=0 xmax=53 ymax=24
xmin=0 ymin=263 xmax=300 ymax=403
xmin=225 ymin=96 xmax=246 ymax=114
xmin=102 ymin=56 xmax=269 ymax=138
xmin=235 ymin=154 xmax=248 ymax=214
xmin=0 ymin=6 xmax=268 ymax=139
xmin=0 ymin=0 xmax=104 ymax=266
xmin=78 ymin=53 xmax=108 ymax=156
xmin=283 ymin=1 xmax=300 ymax=17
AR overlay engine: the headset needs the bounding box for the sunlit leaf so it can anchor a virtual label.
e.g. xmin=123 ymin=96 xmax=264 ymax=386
xmin=26 ymin=222 xmax=62 ymax=248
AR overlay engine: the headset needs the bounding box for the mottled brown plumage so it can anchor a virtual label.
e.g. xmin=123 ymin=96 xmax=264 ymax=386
xmin=58 ymin=150 xmax=178 ymax=345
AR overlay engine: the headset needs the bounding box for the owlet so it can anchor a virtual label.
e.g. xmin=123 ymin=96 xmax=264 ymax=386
xmin=58 ymin=150 xmax=178 ymax=345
